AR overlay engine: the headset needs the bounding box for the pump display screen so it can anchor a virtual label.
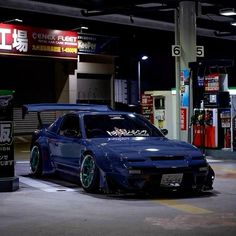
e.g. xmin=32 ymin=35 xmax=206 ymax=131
xmin=209 ymin=94 xmax=217 ymax=104
xmin=204 ymin=93 xmax=218 ymax=107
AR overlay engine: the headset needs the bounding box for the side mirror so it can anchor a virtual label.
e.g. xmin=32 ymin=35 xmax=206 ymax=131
xmin=161 ymin=129 xmax=168 ymax=136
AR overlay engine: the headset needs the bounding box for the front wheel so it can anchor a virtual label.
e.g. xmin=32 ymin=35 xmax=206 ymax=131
xmin=80 ymin=154 xmax=99 ymax=193
xmin=30 ymin=145 xmax=42 ymax=176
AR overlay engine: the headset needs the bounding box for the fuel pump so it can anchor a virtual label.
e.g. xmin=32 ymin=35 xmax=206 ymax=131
xmin=154 ymin=96 xmax=165 ymax=129
xmin=189 ymin=60 xmax=233 ymax=150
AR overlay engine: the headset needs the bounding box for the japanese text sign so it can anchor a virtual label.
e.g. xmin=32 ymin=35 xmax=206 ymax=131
xmin=0 ymin=23 xmax=78 ymax=59
xmin=141 ymin=94 xmax=154 ymax=124
xmin=180 ymin=107 xmax=187 ymax=131
xmin=0 ymin=91 xmax=14 ymax=178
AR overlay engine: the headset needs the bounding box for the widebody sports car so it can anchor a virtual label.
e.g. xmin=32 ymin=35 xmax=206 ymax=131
xmin=23 ymin=103 xmax=214 ymax=194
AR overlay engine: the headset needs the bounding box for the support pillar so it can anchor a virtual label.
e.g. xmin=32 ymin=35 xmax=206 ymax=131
xmin=175 ymin=9 xmax=181 ymax=140
xmin=0 ymin=90 xmax=19 ymax=192
xmin=178 ymin=1 xmax=197 ymax=142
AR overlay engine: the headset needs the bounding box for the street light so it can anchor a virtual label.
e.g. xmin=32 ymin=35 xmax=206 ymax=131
xmin=138 ymin=55 xmax=149 ymax=103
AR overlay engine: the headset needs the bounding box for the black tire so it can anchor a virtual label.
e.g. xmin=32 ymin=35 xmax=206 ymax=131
xmin=30 ymin=145 xmax=43 ymax=176
xmin=80 ymin=154 xmax=99 ymax=193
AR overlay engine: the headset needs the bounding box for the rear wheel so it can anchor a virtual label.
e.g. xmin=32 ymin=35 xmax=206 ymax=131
xmin=80 ymin=154 xmax=99 ymax=193
xmin=30 ymin=145 xmax=42 ymax=176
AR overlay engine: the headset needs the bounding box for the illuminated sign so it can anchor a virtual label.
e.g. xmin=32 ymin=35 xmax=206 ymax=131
xmin=78 ymin=34 xmax=119 ymax=55
xmin=180 ymin=108 xmax=187 ymax=131
xmin=0 ymin=23 xmax=78 ymax=59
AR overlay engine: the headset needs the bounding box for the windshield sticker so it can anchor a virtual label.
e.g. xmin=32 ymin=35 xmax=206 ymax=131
xmin=107 ymin=127 xmax=149 ymax=137
xmin=109 ymin=115 xmax=124 ymax=120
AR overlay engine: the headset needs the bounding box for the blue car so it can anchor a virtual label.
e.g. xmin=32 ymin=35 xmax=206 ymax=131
xmin=23 ymin=103 xmax=214 ymax=194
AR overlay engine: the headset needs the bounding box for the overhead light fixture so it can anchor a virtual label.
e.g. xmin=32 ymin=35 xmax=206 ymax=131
xmin=141 ymin=55 xmax=148 ymax=60
xmin=81 ymin=9 xmax=103 ymax=16
xmin=136 ymin=3 xmax=166 ymax=8
xmin=71 ymin=26 xmax=88 ymax=32
xmin=3 ymin=18 xmax=23 ymax=23
xmin=81 ymin=26 xmax=88 ymax=30
xmin=219 ymin=8 xmax=236 ymax=16
xmin=214 ymin=31 xmax=233 ymax=37
xmin=231 ymin=22 xmax=236 ymax=26
xmin=14 ymin=19 xmax=23 ymax=22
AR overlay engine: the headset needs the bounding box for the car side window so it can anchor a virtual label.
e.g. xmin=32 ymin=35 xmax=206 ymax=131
xmin=59 ymin=114 xmax=81 ymax=137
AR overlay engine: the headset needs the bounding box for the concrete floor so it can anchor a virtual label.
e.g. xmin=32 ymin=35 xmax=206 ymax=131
xmin=0 ymin=137 xmax=236 ymax=236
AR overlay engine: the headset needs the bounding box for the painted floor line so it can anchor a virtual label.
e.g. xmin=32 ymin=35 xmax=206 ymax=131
xmin=207 ymin=159 xmax=223 ymax=163
xmin=156 ymin=200 xmax=213 ymax=214
xmin=211 ymin=165 xmax=236 ymax=174
xmin=19 ymin=176 xmax=78 ymax=192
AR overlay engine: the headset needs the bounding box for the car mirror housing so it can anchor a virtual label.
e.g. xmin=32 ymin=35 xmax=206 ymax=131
xmin=161 ymin=129 xmax=168 ymax=136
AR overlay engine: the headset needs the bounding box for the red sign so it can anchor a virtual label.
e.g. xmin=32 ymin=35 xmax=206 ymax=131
xmin=180 ymin=107 xmax=187 ymax=131
xmin=141 ymin=94 xmax=154 ymax=124
xmin=0 ymin=23 xmax=78 ymax=59
xmin=204 ymin=73 xmax=220 ymax=92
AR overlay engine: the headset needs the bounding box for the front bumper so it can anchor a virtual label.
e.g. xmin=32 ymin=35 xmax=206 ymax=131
xmin=105 ymin=165 xmax=213 ymax=192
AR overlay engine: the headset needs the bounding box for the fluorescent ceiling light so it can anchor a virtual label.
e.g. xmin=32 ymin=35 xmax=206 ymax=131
xmin=85 ymin=10 xmax=101 ymax=14
xmin=220 ymin=8 xmax=236 ymax=16
xmin=81 ymin=26 xmax=88 ymax=30
xmin=231 ymin=22 xmax=236 ymax=26
xmin=141 ymin=55 xmax=148 ymax=60
xmin=14 ymin=19 xmax=23 ymax=22
xmin=72 ymin=26 xmax=88 ymax=31
xmin=201 ymin=3 xmax=214 ymax=6
xmin=3 ymin=18 xmax=23 ymax=23
xmin=136 ymin=3 xmax=166 ymax=8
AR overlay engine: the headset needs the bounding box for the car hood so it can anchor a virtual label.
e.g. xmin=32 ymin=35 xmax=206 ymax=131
xmin=90 ymin=137 xmax=202 ymax=159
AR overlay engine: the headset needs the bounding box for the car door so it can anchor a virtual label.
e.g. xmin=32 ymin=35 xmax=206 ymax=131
xmin=50 ymin=114 xmax=83 ymax=176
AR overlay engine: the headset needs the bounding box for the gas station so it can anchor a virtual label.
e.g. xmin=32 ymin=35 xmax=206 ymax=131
xmin=0 ymin=1 xmax=236 ymax=235
xmin=0 ymin=0 xmax=236 ymax=193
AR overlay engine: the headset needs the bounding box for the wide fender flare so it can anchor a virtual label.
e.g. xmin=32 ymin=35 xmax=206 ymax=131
xmin=32 ymin=138 xmax=55 ymax=174
xmin=80 ymin=150 xmax=111 ymax=193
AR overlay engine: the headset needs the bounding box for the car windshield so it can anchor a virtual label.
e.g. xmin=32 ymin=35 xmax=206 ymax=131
xmin=84 ymin=114 xmax=163 ymax=138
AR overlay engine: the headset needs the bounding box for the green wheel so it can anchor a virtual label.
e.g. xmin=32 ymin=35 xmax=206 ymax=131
xmin=80 ymin=154 xmax=99 ymax=193
xmin=30 ymin=145 xmax=42 ymax=176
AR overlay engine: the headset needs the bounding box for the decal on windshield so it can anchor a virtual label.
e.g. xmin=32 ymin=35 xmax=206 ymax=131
xmin=107 ymin=127 xmax=149 ymax=137
xmin=109 ymin=115 xmax=124 ymax=120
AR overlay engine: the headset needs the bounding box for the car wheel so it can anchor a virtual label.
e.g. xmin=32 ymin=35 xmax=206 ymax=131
xmin=80 ymin=154 xmax=99 ymax=193
xmin=30 ymin=145 xmax=42 ymax=176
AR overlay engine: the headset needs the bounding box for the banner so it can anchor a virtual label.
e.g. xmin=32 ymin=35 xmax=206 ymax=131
xmin=180 ymin=69 xmax=189 ymax=107
xmin=0 ymin=23 xmax=78 ymax=59
xmin=180 ymin=107 xmax=187 ymax=131
xmin=141 ymin=94 xmax=154 ymax=124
